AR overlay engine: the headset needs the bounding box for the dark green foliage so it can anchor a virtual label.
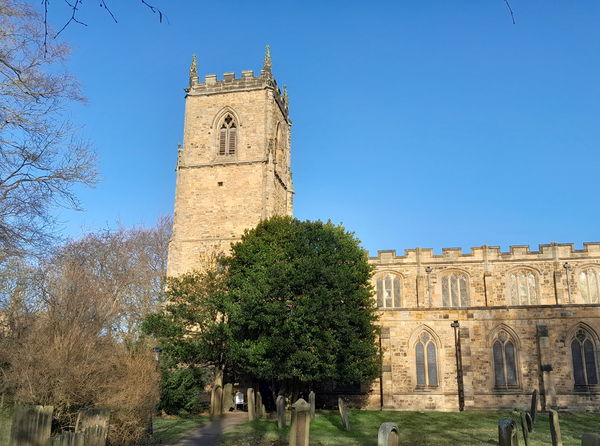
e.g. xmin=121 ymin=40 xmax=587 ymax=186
xmin=144 ymin=216 xmax=380 ymax=401
xmin=158 ymin=365 xmax=206 ymax=414
xmin=224 ymin=216 xmax=380 ymax=394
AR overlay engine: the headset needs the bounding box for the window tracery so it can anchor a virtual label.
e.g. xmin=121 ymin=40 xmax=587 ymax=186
xmin=508 ymin=270 xmax=538 ymax=305
xmin=441 ymin=272 xmax=469 ymax=307
xmin=415 ymin=331 xmax=438 ymax=387
xmin=218 ymin=114 xmax=237 ymax=155
xmin=579 ymin=268 xmax=600 ymax=304
xmin=571 ymin=327 xmax=599 ymax=391
xmin=376 ymin=274 xmax=401 ymax=309
xmin=492 ymin=329 xmax=519 ymax=389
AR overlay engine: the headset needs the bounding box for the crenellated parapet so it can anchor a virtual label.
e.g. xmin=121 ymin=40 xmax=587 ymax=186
xmin=185 ymin=47 xmax=289 ymax=119
xmin=370 ymin=242 xmax=600 ymax=309
xmin=371 ymin=242 xmax=600 ymax=264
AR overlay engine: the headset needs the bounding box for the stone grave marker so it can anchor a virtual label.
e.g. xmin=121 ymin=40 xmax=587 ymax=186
xmin=211 ymin=385 xmax=223 ymax=417
xmin=10 ymin=404 xmax=54 ymax=446
xmin=549 ymin=409 xmax=563 ymax=446
xmin=276 ymin=395 xmax=286 ymax=428
xmin=338 ymin=397 xmax=351 ymax=431
xmin=256 ymin=391 xmax=264 ymax=418
xmin=223 ymin=383 xmax=234 ymax=412
xmin=378 ymin=422 xmax=400 ymax=446
xmin=519 ymin=411 xmax=529 ymax=446
xmin=525 ymin=412 xmax=533 ymax=433
xmin=308 ymin=391 xmax=315 ymax=419
xmin=498 ymin=418 xmax=519 ymax=446
xmin=289 ymin=398 xmax=311 ymax=446
xmin=247 ymin=388 xmax=255 ymax=421
xmin=582 ymin=433 xmax=600 ymax=446
xmin=530 ymin=389 xmax=538 ymax=426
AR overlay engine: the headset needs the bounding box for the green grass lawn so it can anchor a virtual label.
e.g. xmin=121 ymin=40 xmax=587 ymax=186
xmin=218 ymin=410 xmax=600 ymax=446
xmin=152 ymin=414 xmax=210 ymax=445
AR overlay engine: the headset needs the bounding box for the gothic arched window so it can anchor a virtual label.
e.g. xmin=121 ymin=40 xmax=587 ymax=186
xmin=441 ymin=272 xmax=469 ymax=307
xmin=415 ymin=331 xmax=438 ymax=387
xmin=219 ymin=114 xmax=237 ymax=155
xmin=492 ymin=329 xmax=519 ymax=389
xmin=571 ymin=328 xmax=599 ymax=391
xmin=579 ymin=269 xmax=600 ymax=304
xmin=508 ymin=270 xmax=538 ymax=305
xmin=376 ymin=274 xmax=401 ymax=309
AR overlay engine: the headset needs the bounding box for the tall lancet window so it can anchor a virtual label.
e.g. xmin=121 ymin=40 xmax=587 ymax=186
xmin=219 ymin=115 xmax=237 ymax=155
xmin=571 ymin=328 xmax=599 ymax=390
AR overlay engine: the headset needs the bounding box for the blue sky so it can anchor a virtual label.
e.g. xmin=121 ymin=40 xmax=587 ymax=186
xmin=45 ymin=0 xmax=600 ymax=256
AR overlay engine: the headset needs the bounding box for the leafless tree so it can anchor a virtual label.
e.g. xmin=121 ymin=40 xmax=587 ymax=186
xmin=0 ymin=217 xmax=170 ymax=444
xmin=0 ymin=0 xmax=97 ymax=259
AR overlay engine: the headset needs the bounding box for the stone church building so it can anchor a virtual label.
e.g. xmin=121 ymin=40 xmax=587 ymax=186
xmin=167 ymin=49 xmax=600 ymax=411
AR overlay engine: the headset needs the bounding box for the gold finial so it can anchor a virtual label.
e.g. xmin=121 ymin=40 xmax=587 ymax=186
xmin=263 ymin=45 xmax=272 ymax=74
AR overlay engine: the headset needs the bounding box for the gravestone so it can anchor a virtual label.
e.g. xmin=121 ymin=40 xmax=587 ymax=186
xmin=289 ymin=398 xmax=311 ymax=446
xmin=582 ymin=433 xmax=600 ymax=446
xmin=498 ymin=418 xmax=519 ymax=446
xmin=235 ymin=391 xmax=244 ymax=410
xmin=256 ymin=391 xmax=264 ymax=418
xmin=530 ymin=390 xmax=538 ymax=426
xmin=223 ymin=383 xmax=234 ymax=412
xmin=549 ymin=409 xmax=563 ymax=446
xmin=276 ymin=395 xmax=286 ymax=428
xmin=10 ymin=404 xmax=54 ymax=446
xmin=211 ymin=385 xmax=223 ymax=417
xmin=378 ymin=422 xmax=400 ymax=446
xmin=519 ymin=411 xmax=529 ymax=446
xmin=525 ymin=412 xmax=533 ymax=433
xmin=75 ymin=409 xmax=109 ymax=446
xmin=308 ymin=391 xmax=315 ymax=419
xmin=247 ymin=388 xmax=255 ymax=421
xmin=338 ymin=397 xmax=351 ymax=431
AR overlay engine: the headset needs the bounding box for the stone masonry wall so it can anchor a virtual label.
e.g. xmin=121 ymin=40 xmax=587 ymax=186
xmin=369 ymin=243 xmax=600 ymax=411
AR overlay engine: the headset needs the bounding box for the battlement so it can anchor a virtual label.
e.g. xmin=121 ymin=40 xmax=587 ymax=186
xmin=371 ymin=242 xmax=600 ymax=264
xmin=185 ymin=48 xmax=289 ymax=118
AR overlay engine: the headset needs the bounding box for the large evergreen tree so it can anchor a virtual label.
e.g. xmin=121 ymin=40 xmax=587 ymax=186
xmin=224 ymin=216 xmax=380 ymax=396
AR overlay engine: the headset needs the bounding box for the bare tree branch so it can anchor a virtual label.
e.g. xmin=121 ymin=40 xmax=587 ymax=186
xmin=503 ymin=0 xmax=516 ymax=24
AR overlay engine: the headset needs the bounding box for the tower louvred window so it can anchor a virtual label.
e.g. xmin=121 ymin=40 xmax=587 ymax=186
xmin=219 ymin=114 xmax=237 ymax=155
xmin=376 ymin=273 xmax=402 ymax=309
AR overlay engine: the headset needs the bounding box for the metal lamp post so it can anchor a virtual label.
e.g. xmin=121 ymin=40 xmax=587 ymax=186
xmin=451 ymin=321 xmax=465 ymax=411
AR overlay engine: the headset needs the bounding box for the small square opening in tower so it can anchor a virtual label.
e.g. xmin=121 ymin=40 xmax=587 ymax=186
xmin=217 ymin=182 xmax=223 ymax=187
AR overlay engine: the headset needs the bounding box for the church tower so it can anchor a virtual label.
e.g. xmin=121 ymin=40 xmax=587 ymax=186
xmin=167 ymin=47 xmax=293 ymax=276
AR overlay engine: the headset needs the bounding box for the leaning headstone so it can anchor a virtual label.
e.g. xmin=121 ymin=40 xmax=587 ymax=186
xmin=498 ymin=418 xmax=519 ymax=446
xmin=519 ymin=412 xmax=529 ymax=446
xmin=10 ymin=404 xmax=54 ymax=446
xmin=247 ymin=388 xmax=255 ymax=421
xmin=308 ymin=391 xmax=316 ymax=419
xmin=530 ymin=390 xmax=538 ymax=426
xmin=378 ymin=422 xmax=400 ymax=446
xmin=549 ymin=409 xmax=563 ymax=446
xmin=276 ymin=395 xmax=286 ymax=428
xmin=48 ymin=431 xmax=85 ymax=446
xmin=256 ymin=391 xmax=264 ymax=418
xmin=223 ymin=383 xmax=234 ymax=411
xmin=289 ymin=398 xmax=311 ymax=446
xmin=582 ymin=433 xmax=600 ymax=446
xmin=338 ymin=397 xmax=351 ymax=431
xmin=525 ymin=412 xmax=533 ymax=433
